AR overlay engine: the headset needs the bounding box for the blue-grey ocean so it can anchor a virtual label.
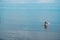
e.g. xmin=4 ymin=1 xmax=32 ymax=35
xmin=0 ymin=0 xmax=60 ymax=40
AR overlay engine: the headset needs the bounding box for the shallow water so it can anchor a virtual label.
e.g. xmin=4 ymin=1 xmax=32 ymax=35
xmin=0 ymin=24 xmax=60 ymax=40
xmin=0 ymin=30 xmax=60 ymax=40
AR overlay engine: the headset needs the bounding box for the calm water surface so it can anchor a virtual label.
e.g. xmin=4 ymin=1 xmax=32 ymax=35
xmin=0 ymin=1 xmax=60 ymax=40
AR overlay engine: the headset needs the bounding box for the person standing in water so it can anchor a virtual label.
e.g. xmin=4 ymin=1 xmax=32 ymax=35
xmin=44 ymin=21 xmax=48 ymax=30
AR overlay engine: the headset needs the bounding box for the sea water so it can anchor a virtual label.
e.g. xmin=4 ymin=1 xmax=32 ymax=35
xmin=0 ymin=1 xmax=60 ymax=40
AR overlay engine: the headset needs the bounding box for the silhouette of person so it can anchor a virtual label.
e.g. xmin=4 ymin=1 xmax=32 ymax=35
xmin=44 ymin=21 xmax=48 ymax=29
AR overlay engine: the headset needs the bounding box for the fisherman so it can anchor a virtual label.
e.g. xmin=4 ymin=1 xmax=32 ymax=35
xmin=44 ymin=21 xmax=48 ymax=29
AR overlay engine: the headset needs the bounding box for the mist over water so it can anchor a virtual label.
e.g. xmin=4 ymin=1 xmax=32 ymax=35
xmin=0 ymin=0 xmax=60 ymax=40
